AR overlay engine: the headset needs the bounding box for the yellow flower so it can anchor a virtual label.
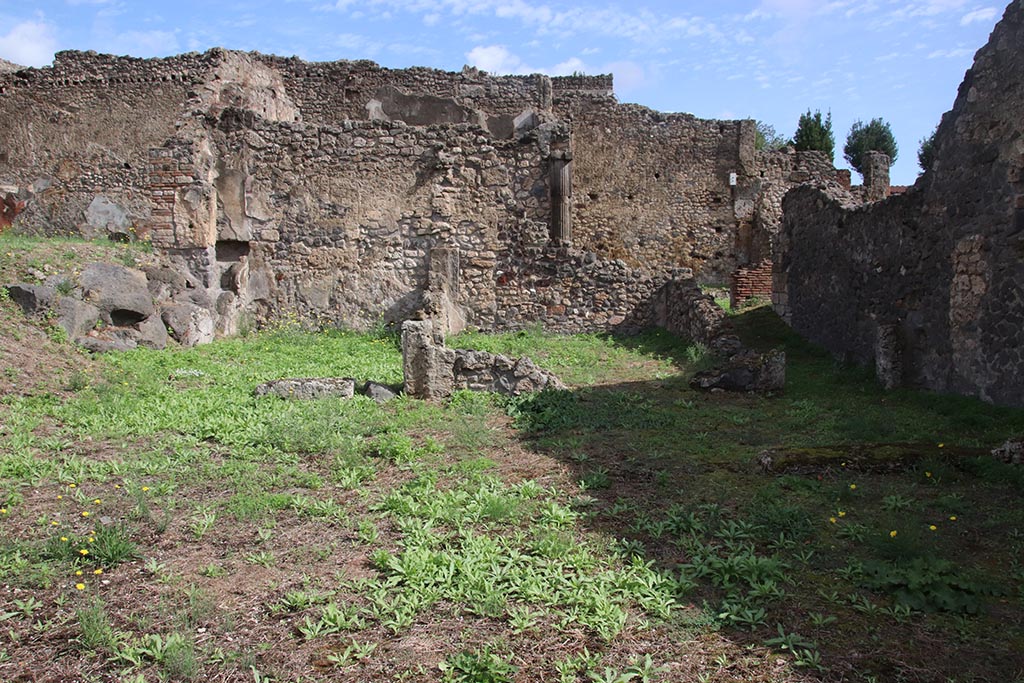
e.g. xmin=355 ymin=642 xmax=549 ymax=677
xmin=79 ymin=549 xmax=89 ymax=556
xmin=60 ymin=536 xmax=68 ymax=542
xmin=0 ymin=508 xmax=7 ymax=514
xmin=93 ymin=568 xmax=103 ymax=575
xmin=829 ymin=517 xmax=837 ymax=524
xmin=68 ymin=484 xmax=76 ymax=488
xmin=87 ymin=537 xmax=95 ymax=543
xmin=57 ymin=495 xmax=63 ymax=500
xmin=849 ymin=484 xmax=857 ymax=490
xmin=50 ymin=520 xmax=59 ymax=526
xmin=114 ymin=485 xmax=121 ymax=489
xmin=838 ymin=510 xmax=846 ymax=517
xmin=925 ymin=472 xmax=932 ymax=478
xmin=949 ymin=515 xmax=957 ymax=521
xmin=938 ymin=443 xmax=945 ymax=448
xmin=929 ymin=525 xmax=937 ymax=531
xmin=141 ymin=486 xmax=150 ymax=492
xmin=75 ymin=583 xmax=85 ymax=590
xmin=81 ymin=511 xmax=90 ymax=517
xmin=93 ymin=499 xmax=101 ymax=505
xmin=75 ymin=570 xmax=83 ymax=576
xmin=889 ymin=530 xmax=898 ymax=538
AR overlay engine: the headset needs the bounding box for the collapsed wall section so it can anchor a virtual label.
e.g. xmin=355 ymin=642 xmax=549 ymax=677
xmin=774 ymin=0 xmax=1024 ymax=406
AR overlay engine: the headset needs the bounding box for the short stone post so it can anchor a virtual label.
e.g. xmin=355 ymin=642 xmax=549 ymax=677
xmin=401 ymin=320 xmax=455 ymax=399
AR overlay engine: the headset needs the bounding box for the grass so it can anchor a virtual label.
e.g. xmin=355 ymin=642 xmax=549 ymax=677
xmin=2 ymin=240 xmax=1024 ymax=681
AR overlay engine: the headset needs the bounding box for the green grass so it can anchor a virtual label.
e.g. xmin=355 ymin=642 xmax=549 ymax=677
xmin=1 ymin=304 xmax=1023 ymax=682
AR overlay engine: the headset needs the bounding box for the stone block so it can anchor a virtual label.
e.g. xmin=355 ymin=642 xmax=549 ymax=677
xmin=254 ymin=377 xmax=356 ymax=400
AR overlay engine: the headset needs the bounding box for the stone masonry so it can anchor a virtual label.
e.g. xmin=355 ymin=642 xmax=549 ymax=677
xmin=0 ymin=46 xmax=847 ymax=343
xmin=773 ymin=0 xmax=1024 ymax=407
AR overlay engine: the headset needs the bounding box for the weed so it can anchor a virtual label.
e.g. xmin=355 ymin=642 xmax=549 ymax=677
xmin=440 ymin=646 xmax=517 ymax=683
xmin=76 ymin=598 xmax=117 ymax=652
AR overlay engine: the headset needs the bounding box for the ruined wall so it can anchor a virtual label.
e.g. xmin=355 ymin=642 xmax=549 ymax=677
xmin=774 ymin=0 xmax=1024 ymax=406
xmin=169 ymin=113 xmax=559 ymax=331
xmin=559 ymin=99 xmax=758 ymax=283
xmin=0 ymin=49 xmax=299 ymax=238
xmin=0 ymin=46 xmax=849 ymax=342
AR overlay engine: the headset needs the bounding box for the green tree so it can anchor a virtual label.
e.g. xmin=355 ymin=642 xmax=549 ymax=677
xmin=792 ymin=109 xmax=835 ymax=161
xmin=843 ymin=118 xmax=899 ymax=175
xmin=755 ymin=121 xmax=787 ymax=151
xmin=917 ymin=126 xmax=937 ymax=173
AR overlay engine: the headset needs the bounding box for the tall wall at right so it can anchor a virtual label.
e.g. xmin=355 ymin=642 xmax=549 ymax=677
xmin=774 ymin=0 xmax=1024 ymax=406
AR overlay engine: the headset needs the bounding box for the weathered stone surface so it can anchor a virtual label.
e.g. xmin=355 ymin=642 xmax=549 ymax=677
xmin=255 ymin=377 xmax=356 ymax=400
xmin=76 ymin=331 xmax=138 ymax=353
xmin=402 ymin=320 xmax=455 ymax=400
xmin=362 ymin=381 xmax=400 ymax=403
xmin=402 ymin=318 xmax=564 ymax=399
xmin=83 ymin=195 xmax=133 ymax=241
xmin=135 ymin=314 xmax=169 ymax=350
xmin=690 ymin=349 xmax=785 ymax=393
xmin=4 ymin=284 xmax=55 ymax=314
xmin=774 ymin=2 xmax=1024 ymax=407
xmin=161 ymin=302 xmax=216 ymax=347
xmin=992 ymin=438 xmax=1023 ymax=465
xmin=55 ymin=296 xmax=100 ymax=339
xmin=875 ymin=324 xmax=903 ymax=390
xmin=79 ymin=262 xmax=155 ymax=322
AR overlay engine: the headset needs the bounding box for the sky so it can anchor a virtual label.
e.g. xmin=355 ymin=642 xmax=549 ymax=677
xmin=0 ymin=1 xmax=1007 ymax=185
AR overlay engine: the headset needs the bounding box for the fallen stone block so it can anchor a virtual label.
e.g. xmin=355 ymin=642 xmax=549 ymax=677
xmin=362 ymin=381 xmax=400 ymax=403
xmin=79 ymin=262 xmax=155 ymax=323
xmin=690 ymin=349 xmax=785 ymax=393
xmin=5 ymin=283 xmax=55 ymax=314
xmin=255 ymin=377 xmax=356 ymax=400
xmin=992 ymin=438 xmax=1023 ymax=465
xmin=56 ymin=296 xmax=101 ymax=339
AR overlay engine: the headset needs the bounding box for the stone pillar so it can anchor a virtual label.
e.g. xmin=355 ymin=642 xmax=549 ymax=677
xmin=401 ymin=320 xmax=455 ymax=399
xmin=423 ymin=244 xmax=467 ymax=336
xmin=549 ymin=151 xmax=572 ymax=245
xmin=862 ymin=152 xmax=891 ymax=202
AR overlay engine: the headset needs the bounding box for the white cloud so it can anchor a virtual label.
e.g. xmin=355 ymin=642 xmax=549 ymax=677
xmin=0 ymin=19 xmax=58 ymax=67
xmin=960 ymin=7 xmax=998 ymax=25
xmin=108 ymin=29 xmax=179 ymax=57
xmin=466 ymin=45 xmax=523 ymax=73
xmin=927 ymin=46 xmax=975 ymax=58
xmin=604 ymin=60 xmax=646 ymax=91
xmin=423 ymin=13 xmax=440 ymax=26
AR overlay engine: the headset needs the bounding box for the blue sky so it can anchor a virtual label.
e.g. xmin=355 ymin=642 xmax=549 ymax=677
xmin=0 ymin=0 xmax=1006 ymax=184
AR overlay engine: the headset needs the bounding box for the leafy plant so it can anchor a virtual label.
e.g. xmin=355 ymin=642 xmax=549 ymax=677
xmin=861 ymin=558 xmax=1004 ymax=613
xmin=440 ymin=646 xmax=517 ymax=683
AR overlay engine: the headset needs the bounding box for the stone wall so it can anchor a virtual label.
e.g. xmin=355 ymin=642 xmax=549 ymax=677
xmin=0 ymin=46 xmax=846 ymax=341
xmin=774 ymin=0 xmax=1024 ymax=407
xmin=561 ymin=102 xmax=759 ymax=283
